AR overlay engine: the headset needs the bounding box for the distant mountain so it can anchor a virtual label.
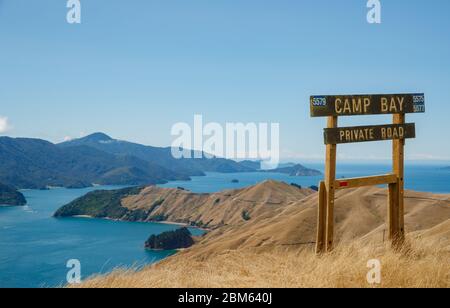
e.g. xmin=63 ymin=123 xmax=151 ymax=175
xmin=0 ymin=183 xmax=27 ymax=206
xmin=0 ymin=137 xmax=188 ymax=189
xmin=59 ymin=133 xmax=254 ymax=175
xmin=0 ymin=133 xmax=319 ymax=189
xmin=0 ymin=133 xmax=256 ymax=189
xmin=265 ymin=164 xmax=322 ymax=176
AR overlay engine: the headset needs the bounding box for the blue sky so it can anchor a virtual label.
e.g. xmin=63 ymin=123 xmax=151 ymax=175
xmin=1 ymin=0 xmax=450 ymax=162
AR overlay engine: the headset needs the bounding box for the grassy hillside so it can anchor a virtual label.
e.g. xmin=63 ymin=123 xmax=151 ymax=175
xmin=75 ymin=238 xmax=449 ymax=288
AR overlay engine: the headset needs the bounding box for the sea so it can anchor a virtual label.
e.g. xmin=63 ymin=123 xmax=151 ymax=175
xmin=1 ymin=163 xmax=450 ymax=288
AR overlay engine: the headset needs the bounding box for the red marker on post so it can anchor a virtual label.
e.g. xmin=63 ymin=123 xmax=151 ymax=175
xmin=339 ymin=181 xmax=349 ymax=188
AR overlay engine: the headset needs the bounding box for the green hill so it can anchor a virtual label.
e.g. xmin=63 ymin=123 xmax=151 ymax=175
xmin=0 ymin=137 xmax=188 ymax=189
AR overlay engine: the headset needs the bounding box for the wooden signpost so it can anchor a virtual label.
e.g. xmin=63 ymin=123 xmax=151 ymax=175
xmin=311 ymin=93 xmax=425 ymax=253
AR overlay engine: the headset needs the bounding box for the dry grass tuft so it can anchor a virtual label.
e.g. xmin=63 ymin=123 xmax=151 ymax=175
xmin=74 ymin=238 xmax=449 ymax=288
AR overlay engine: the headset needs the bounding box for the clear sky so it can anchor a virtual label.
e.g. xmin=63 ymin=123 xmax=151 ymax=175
xmin=1 ymin=0 xmax=450 ymax=163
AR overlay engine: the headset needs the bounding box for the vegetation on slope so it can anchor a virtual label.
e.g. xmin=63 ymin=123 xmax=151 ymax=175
xmin=0 ymin=183 xmax=27 ymax=206
xmin=145 ymin=228 xmax=195 ymax=250
xmin=54 ymin=186 xmax=146 ymax=220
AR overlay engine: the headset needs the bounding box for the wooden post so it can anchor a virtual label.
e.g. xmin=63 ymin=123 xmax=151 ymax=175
xmin=388 ymin=178 xmax=399 ymax=241
xmin=316 ymin=181 xmax=327 ymax=254
xmin=392 ymin=114 xmax=406 ymax=246
xmin=325 ymin=116 xmax=338 ymax=252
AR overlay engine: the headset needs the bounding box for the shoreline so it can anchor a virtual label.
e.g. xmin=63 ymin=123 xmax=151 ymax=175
xmin=69 ymin=215 xmax=210 ymax=231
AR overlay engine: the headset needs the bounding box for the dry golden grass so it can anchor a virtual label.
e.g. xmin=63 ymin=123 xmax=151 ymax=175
xmin=75 ymin=238 xmax=449 ymax=288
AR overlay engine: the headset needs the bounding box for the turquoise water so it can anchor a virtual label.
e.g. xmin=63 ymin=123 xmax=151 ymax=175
xmin=0 ymin=186 xmax=203 ymax=288
xmin=160 ymin=164 xmax=450 ymax=194
xmin=1 ymin=164 xmax=450 ymax=288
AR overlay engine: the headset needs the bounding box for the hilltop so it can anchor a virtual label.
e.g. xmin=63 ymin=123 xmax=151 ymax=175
xmin=65 ymin=181 xmax=450 ymax=288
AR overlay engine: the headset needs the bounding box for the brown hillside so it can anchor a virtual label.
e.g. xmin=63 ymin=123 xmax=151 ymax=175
xmin=121 ymin=180 xmax=315 ymax=228
xmin=194 ymin=187 xmax=449 ymax=257
xmin=119 ymin=181 xmax=450 ymax=258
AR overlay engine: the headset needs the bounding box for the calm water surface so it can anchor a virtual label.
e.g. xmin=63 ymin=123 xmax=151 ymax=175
xmin=0 ymin=186 xmax=203 ymax=288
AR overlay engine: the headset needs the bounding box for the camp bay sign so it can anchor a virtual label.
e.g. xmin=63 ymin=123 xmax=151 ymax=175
xmin=311 ymin=93 xmax=425 ymax=253
xmin=310 ymin=93 xmax=425 ymax=117
xmin=310 ymin=93 xmax=425 ymax=145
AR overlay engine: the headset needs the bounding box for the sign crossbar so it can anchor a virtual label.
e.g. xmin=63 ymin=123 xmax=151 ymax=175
xmin=335 ymin=174 xmax=397 ymax=190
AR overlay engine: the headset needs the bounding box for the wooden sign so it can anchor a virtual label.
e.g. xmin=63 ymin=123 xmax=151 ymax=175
xmin=310 ymin=93 xmax=425 ymax=117
xmin=324 ymin=123 xmax=416 ymax=144
xmin=311 ymin=92 xmax=425 ymax=255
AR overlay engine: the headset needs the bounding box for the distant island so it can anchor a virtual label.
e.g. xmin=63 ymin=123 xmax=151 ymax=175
xmin=236 ymin=161 xmax=322 ymax=177
xmin=0 ymin=183 xmax=27 ymax=206
xmin=265 ymin=164 xmax=322 ymax=176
